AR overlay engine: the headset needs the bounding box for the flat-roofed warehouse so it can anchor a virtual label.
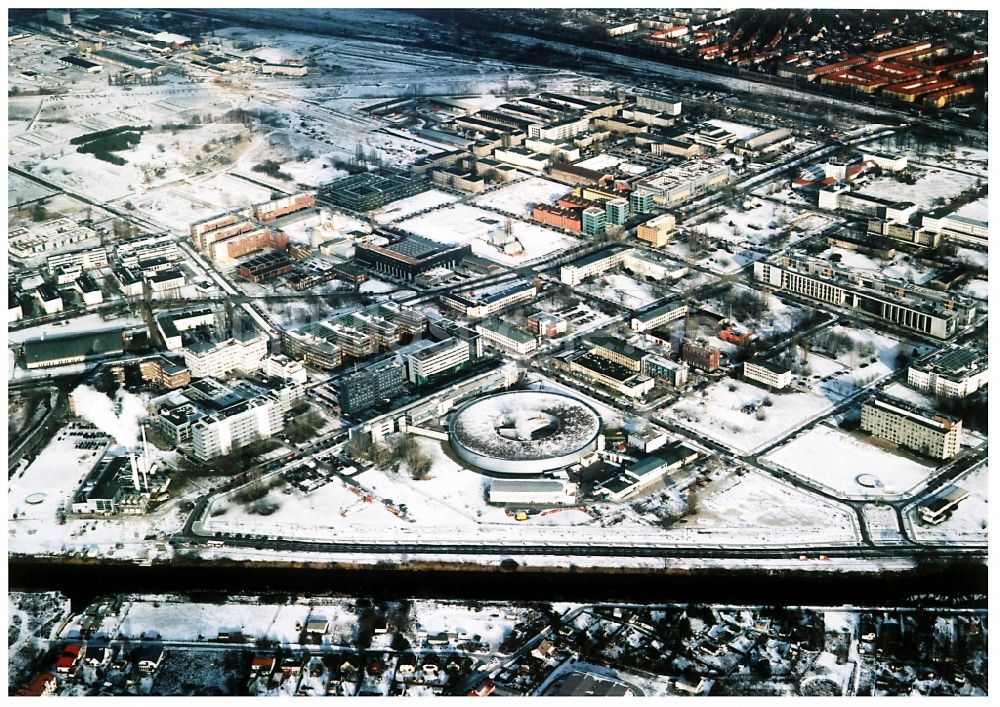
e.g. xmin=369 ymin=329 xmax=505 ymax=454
xmin=21 ymin=328 xmax=126 ymax=369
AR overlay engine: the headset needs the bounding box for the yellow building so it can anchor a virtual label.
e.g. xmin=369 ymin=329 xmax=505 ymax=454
xmin=637 ymin=213 xmax=676 ymax=248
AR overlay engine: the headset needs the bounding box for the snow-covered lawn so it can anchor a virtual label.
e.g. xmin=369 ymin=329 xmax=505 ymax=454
xmin=685 ymin=200 xmax=803 ymax=247
xmin=801 ymin=325 xmax=920 ymax=402
xmin=764 ymin=425 xmax=936 ymax=499
xmin=472 ymin=177 xmax=570 ymax=216
xmin=857 ymin=169 xmax=980 ymax=210
xmin=396 ymin=203 xmax=579 ymax=266
xmin=581 ymin=272 xmax=660 ymax=310
xmin=372 ymin=189 xmax=459 ymax=224
xmin=863 ymin=504 xmax=905 ymax=544
xmin=666 ymin=378 xmax=834 ymax=455
xmin=906 ymin=463 xmax=987 ymax=545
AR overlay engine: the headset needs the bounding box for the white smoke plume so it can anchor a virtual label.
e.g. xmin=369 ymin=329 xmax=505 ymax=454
xmin=70 ymin=385 xmax=146 ymax=445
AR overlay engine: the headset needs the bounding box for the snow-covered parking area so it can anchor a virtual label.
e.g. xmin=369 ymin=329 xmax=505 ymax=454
xmin=763 ymin=424 xmax=937 ymax=500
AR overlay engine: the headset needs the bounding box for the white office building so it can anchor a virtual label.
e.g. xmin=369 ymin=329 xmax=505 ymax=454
xmin=191 ymin=397 xmax=283 ymax=459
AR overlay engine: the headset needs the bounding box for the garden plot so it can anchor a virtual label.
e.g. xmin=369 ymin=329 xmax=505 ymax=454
xmin=666 ymin=378 xmax=833 ymax=455
xmin=396 ymin=203 xmax=579 ymax=266
xmin=906 ymin=463 xmax=987 ymax=545
xmin=856 ymin=168 xmax=980 ymax=210
xmin=764 ymin=425 xmax=936 ymax=500
xmin=373 ymin=189 xmax=459 ymax=224
xmin=472 ymin=177 xmax=570 ymax=216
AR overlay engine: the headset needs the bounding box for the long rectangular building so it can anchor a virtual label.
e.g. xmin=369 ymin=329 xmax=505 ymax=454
xmin=754 ymin=256 xmax=975 ymax=340
xmin=860 ymin=394 xmax=962 ymax=460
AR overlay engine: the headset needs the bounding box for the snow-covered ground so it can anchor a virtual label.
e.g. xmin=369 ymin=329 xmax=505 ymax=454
xmin=580 ymin=272 xmax=661 ymax=310
xmin=472 ymin=177 xmax=570 ymax=216
xmin=666 ymin=378 xmax=834 ymax=456
xmin=395 ymin=203 xmax=579 ymax=266
xmin=856 ymin=169 xmax=980 ymax=210
xmin=372 ymin=189 xmax=459 ymax=224
xmin=764 ymin=424 xmax=936 ymax=500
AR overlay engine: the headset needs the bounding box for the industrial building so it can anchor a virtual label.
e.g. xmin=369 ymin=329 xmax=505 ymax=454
xmin=560 ymin=246 xmax=632 ymax=286
xmin=642 ymin=355 xmax=688 ymax=387
xmin=191 ymin=397 xmax=284 ymax=460
xmin=860 ymin=394 xmax=962 ymax=460
xmin=636 ymin=160 xmax=730 ymax=207
xmin=680 ymin=339 xmax=721 ymax=372
xmin=441 ymin=279 xmax=537 ymax=318
xmin=527 ymin=312 xmax=568 ymax=337
xmin=733 ymin=127 xmax=794 ymax=158
xmin=182 ymin=326 xmax=268 ymax=379
xmin=584 ymin=335 xmax=649 ymax=372
xmin=630 ymin=300 xmax=688 ymax=332
xmin=569 ymin=352 xmax=654 ymax=398
xmin=355 ymin=235 xmax=471 ymax=281
xmin=754 ymin=256 xmax=976 ymax=340
xmin=488 ymin=479 xmax=578 ymax=505
xmin=596 ymin=441 xmax=699 ymax=501
xmin=21 ymin=328 xmax=130 ymax=369
xmin=336 ymin=357 xmax=407 ymax=415
xmin=636 ymin=213 xmax=676 ymax=248
xmin=907 ymin=347 xmax=988 ymax=399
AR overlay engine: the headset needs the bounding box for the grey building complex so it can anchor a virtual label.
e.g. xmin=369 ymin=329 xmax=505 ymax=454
xmin=337 ymin=358 xmax=407 ymax=415
xmin=754 ymin=256 xmax=976 ymax=340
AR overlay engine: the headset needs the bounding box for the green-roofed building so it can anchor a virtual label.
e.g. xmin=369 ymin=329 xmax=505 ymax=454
xmin=22 ymin=328 xmax=126 ymax=369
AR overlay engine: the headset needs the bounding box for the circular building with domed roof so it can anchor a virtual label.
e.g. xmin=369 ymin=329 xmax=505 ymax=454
xmin=448 ymin=390 xmax=602 ymax=474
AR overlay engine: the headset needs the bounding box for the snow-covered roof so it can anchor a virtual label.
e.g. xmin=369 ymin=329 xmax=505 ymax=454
xmin=449 ymin=391 xmax=601 ymax=463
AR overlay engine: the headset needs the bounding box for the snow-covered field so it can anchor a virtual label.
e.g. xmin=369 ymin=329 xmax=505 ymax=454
xmin=396 ymin=203 xmax=579 ymax=266
xmin=581 ymin=272 xmax=661 ymax=310
xmin=472 ymin=177 xmax=570 ymax=216
xmin=686 ymin=469 xmax=859 ymax=545
xmin=857 ymin=169 xmax=980 ymax=210
xmin=372 ymin=189 xmax=459 ymax=224
xmin=764 ymin=425 xmax=936 ymax=500
xmin=666 ymin=378 xmax=834 ymax=455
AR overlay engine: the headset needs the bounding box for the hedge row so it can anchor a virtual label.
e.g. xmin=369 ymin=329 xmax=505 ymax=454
xmin=70 ymin=124 xmax=150 ymax=146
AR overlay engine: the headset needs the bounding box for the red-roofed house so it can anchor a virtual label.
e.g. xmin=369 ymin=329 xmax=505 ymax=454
xmin=18 ymin=673 xmax=57 ymax=697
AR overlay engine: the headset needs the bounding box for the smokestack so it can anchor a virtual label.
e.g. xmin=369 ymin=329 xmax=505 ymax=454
xmin=129 ymin=453 xmax=140 ymax=491
xmin=140 ymin=424 xmax=150 ymax=491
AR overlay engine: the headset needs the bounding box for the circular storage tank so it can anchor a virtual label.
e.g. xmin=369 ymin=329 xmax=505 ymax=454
xmin=449 ymin=390 xmax=602 ymax=474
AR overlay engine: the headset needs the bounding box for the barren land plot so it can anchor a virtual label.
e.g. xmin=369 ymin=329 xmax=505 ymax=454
xmin=764 ymin=424 xmax=936 ymax=499
xmin=472 ymin=177 xmax=571 ymax=216
xmin=667 ymin=378 xmax=833 ymax=455
xmin=857 ymin=168 xmax=980 ymax=210
xmin=373 ymin=189 xmax=460 ymax=224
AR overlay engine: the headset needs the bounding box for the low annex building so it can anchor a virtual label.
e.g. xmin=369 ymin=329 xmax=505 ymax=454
xmin=743 ymin=359 xmax=792 ymax=389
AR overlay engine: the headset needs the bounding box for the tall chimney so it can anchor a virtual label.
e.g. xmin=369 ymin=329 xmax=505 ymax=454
xmin=129 ymin=453 xmax=141 ymax=491
xmin=140 ymin=424 xmax=151 ymax=491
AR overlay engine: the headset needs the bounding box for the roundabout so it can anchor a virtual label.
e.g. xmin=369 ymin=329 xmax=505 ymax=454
xmin=449 ymin=390 xmax=602 ymax=474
